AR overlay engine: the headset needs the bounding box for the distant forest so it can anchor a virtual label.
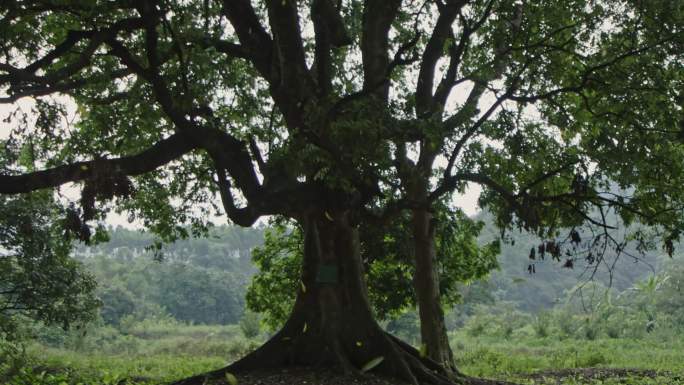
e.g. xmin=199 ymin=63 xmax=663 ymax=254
xmin=74 ymin=215 xmax=672 ymax=330
xmin=75 ymin=226 xmax=264 ymax=326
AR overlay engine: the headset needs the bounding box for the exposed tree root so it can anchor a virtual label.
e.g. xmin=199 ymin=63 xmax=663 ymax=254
xmin=169 ymin=330 xmax=519 ymax=385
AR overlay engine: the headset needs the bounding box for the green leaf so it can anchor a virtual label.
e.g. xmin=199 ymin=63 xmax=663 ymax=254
xmin=225 ymin=372 xmax=238 ymax=385
xmin=361 ymin=356 xmax=384 ymax=373
xmin=419 ymin=343 xmax=427 ymax=358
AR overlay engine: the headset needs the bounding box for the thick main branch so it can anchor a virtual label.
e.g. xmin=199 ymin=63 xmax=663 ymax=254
xmin=0 ymin=134 xmax=196 ymax=194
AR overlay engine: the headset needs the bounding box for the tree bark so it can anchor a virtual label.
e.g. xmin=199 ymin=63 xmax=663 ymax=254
xmin=170 ymin=210 xmax=463 ymax=385
xmin=412 ymin=207 xmax=459 ymax=376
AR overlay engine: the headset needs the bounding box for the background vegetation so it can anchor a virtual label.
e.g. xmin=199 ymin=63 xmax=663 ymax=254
xmin=1 ymin=220 xmax=683 ymax=384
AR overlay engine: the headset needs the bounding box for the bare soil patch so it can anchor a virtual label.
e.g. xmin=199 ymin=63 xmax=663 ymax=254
xmin=521 ymin=367 xmax=682 ymax=384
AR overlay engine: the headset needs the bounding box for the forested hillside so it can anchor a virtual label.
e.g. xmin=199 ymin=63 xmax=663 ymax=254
xmin=73 ymin=226 xmax=264 ymax=326
xmin=475 ymin=210 xmax=667 ymax=313
xmin=75 ymin=218 xmax=670 ymax=329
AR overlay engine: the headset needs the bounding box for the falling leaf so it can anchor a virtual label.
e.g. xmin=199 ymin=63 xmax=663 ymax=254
xmin=225 ymin=372 xmax=238 ymax=385
xmin=324 ymin=211 xmax=333 ymax=221
xmin=301 ymin=281 xmax=306 ymax=293
xmin=419 ymin=343 xmax=427 ymax=358
xmin=356 ymin=341 xmax=363 ymax=347
xmin=361 ymin=356 xmax=384 ymax=373
xmin=302 ymin=322 xmax=308 ymax=333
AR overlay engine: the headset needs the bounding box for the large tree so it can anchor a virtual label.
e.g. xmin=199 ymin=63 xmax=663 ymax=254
xmin=1 ymin=1 xmax=683 ymax=384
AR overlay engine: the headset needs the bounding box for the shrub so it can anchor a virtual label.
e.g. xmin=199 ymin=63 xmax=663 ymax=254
xmin=239 ymin=310 xmax=261 ymax=339
xmin=578 ymin=351 xmax=608 ymax=367
xmin=0 ymin=337 xmax=29 ymax=382
xmin=533 ymin=312 xmax=551 ymax=338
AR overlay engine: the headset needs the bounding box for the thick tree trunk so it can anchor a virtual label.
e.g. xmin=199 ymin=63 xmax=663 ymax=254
xmin=171 ymin=210 xmax=468 ymax=385
xmin=412 ymin=208 xmax=459 ymax=376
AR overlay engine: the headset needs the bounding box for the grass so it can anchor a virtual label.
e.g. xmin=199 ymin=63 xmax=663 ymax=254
xmin=1 ymin=321 xmax=263 ymax=385
xmin=27 ymin=346 xmax=227 ymax=382
xmin=452 ymin=332 xmax=684 ymax=384
xmin=2 ymin=323 xmax=684 ymax=384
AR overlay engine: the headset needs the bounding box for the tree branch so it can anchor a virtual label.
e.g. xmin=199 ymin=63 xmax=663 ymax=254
xmin=311 ymin=0 xmax=351 ymax=95
xmin=202 ymin=38 xmax=249 ymax=59
xmin=0 ymin=18 xmax=145 ymax=90
xmin=215 ymin=166 xmax=261 ymax=227
xmin=442 ymin=87 xmax=512 ymax=179
xmin=220 ymin=0 xmax=274 ymax=79
xmin=265 ymin=0 xmax=314 ymax=105
xmin=507 ymin=39 xmax=674 ymax=104
xmin=415 ymin=0 xmax=466 ymax=116
xmin=0 ymin=134 xmax=197 ymax=194
xmin=360 ymin=0 xmax=402 ymax=101
xmin=106 ymin=35 xmax=264 ymax=204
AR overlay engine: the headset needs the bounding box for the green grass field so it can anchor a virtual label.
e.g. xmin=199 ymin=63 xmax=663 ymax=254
xmin=453 ymin=333 xmax=684 ymax=384
xmin=2 ymin=321 xmax=683 ymax=385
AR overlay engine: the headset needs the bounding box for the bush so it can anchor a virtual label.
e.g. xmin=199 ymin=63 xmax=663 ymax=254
xmin=464 ymin=314 xmax=490 ymax=337
xmin=533 ymin=312 xmax=551 ymax=338
xmin=0 ymin=337 xmax=29 ymax=382
xmin=239 ymin=311 xmax=261 ymax=339
xmin=554 ymin=310 xmax=578 ymax=338
xmin=583 ymin=324 xmax=599 ymax=340
xmin=578 ymin=350 xmax=608 ymax=367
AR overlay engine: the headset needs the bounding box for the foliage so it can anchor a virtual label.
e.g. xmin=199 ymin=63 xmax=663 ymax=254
xmin=0 ymin=335 xmax=28 ymax=382
xmin=0 ymin=0 xmax=681 ymax=291
xmin=238 ymin=310 xmax=261 ymax=339
xmin=457 ymin=255 xmax=684 ymax=343
xmin=363 ymin=206 xmax=501 ymax=319
xmin=245 ymin=222 xmax=303 ymax=330
xmin=72 ymin=225 xmax=262 ymax=326
xmin=0 ymin=192 xmax=99 ymax=337
xmin=470 ymin=209 xmax=667 ymax=314
xmin=247 ymin=209 xmax=499 ymax=328
xmin=385 ymin=310 xmax=421 ymax=346
xmin=1 ymin=319 xmax=260 ymax=385
xmin=455 ymin=333 xmax=684 ymax=381
xmin=80 ymin=225 xmax=263 ymax=271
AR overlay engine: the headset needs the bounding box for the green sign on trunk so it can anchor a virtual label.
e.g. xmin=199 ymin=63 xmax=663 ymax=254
xmin=316 ymin=264 xmax=339 ymax=284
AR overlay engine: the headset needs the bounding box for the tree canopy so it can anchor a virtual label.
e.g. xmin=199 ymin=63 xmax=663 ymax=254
xmin=0 ymin=192 xmax=99 ymax=336
xmin=1 ymin=1 xmax=682 ymax=249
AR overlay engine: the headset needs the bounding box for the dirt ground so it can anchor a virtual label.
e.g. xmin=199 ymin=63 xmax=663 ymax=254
xmin=520 ymin=367 xmax=682 ymax=384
